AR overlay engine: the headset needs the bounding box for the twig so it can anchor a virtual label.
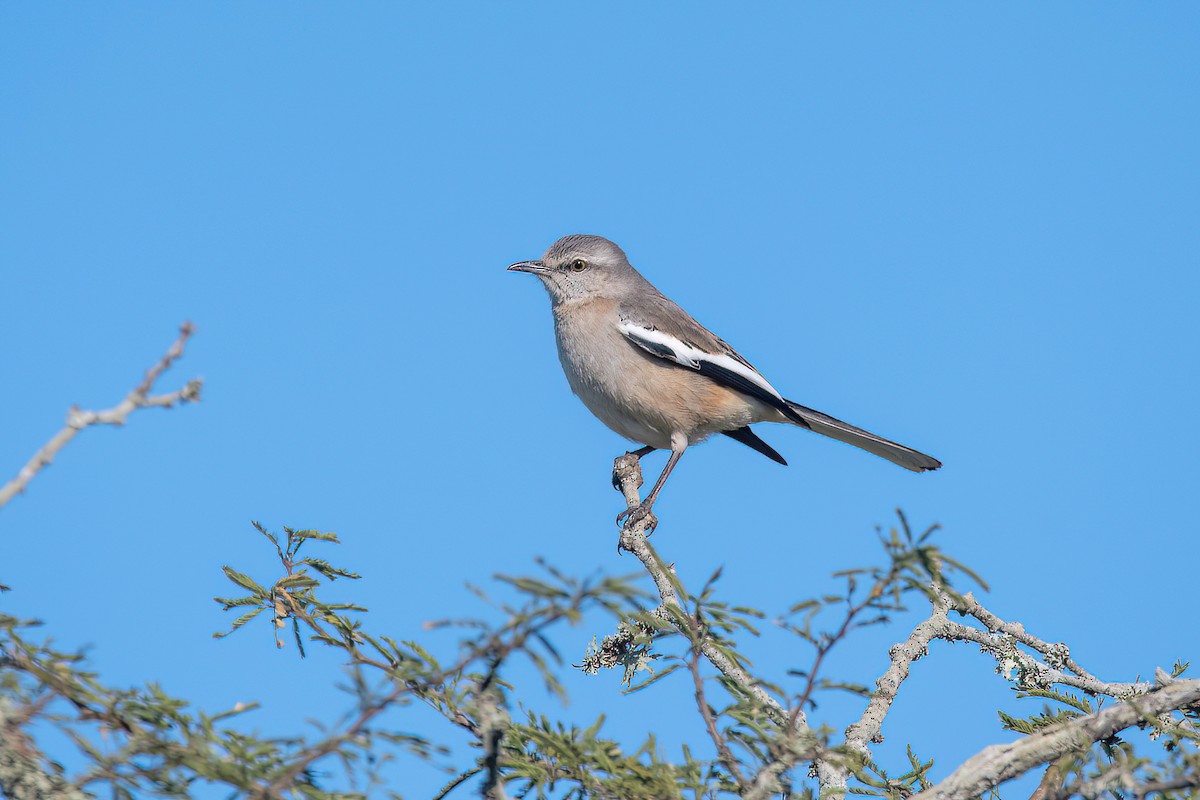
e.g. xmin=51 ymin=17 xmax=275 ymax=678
xmin=255 ymin=682 xmax=408 ymax=799
xmin=433 ymin=763 xmax=484 ymax=800
xmin=0 ymin=323 xmax=202 ymax=511
xmin=687 ymin=648 xmax=746 ymax=786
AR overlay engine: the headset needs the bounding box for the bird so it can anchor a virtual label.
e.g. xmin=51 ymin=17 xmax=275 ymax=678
xmin=508 ymin=234 xmax=941 ymax=527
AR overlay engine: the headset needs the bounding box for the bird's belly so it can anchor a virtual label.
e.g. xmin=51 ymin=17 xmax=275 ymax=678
xmin=569 ymin=375 xmax=677 ymax=449
xmin=553 ymin=305 xmax=766 ymax=448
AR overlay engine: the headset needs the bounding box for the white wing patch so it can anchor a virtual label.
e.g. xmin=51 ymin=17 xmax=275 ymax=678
xmin=617 ymin=320 xmax=783 ymax=401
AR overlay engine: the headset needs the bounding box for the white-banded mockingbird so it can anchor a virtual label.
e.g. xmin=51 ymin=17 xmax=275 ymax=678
xmin=509 ymin=234 xmax=940 ymax=527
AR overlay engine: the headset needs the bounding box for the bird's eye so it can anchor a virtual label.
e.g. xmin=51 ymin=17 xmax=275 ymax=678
xmin=570 ymin=259 xmax=588 ymax=273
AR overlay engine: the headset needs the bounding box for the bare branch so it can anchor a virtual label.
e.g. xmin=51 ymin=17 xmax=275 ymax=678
xmin=845 ymin=588 xmax=952 ymax=762
xmin=0 ymin=323 xmax=202 ymax=511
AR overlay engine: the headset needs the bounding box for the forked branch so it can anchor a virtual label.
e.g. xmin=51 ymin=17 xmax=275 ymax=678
xmin=0 ymin=323 xmax=202 ymax=511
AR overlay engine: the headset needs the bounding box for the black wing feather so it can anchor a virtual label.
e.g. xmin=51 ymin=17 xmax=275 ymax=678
xmin=695 ymin=361 xmax=811 ymax=430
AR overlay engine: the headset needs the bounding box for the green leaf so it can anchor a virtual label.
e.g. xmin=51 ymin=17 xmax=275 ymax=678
xmin=622 ymin=660 xmax=676 ymax=693
xmin=221 ymin=566 xmax=266 ymax=595
xmin=213 ymin=596 xmax=261 ymax=609
xmin=275 ymin=573 xmax=319 ymax=590
xmin=788 ymin=599 xmax=821 ymax=613
xmin=252 ymin=519 xmax=278 ymax=544
xmin=213 ymin=607 xmax=266 ymax=638
xmin=289 ymin=528 xmax=341 ymax=543
xmin=300 ymin=557 xmax=362 ymax=581
xmin=939 ymin=553 xmax=990 ymax=591
xmin=1017 ymin=687 xmax=1094 ymax=714
xmin=817 ymin=679 xmax=872 ymax=697
xmin=292 ymin=617 xmax=307 ymax=657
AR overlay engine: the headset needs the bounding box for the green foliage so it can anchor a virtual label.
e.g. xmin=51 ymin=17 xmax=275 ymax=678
xmin=502 ymin=713 xmax=705 ymax=799
xmin=848 ymin=746 xmax=935 ymax=799
xmin=0 ymin=608 xmax=352 ymax=798
xmin=4 ymin=513 xmax=1197 ymax=800
xmin=998 ymin=706 xmax=1083 ymax=735
xmin=1 ymin=522 xmax=656 ymax=799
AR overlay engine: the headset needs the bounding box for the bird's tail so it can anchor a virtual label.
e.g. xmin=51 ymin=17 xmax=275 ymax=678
xmin=782 ymin=401 xmax=942 ymax=473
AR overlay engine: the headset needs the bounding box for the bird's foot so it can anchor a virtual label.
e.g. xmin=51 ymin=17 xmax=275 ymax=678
xmin=616 ymin=502 xmax=657 ymax=532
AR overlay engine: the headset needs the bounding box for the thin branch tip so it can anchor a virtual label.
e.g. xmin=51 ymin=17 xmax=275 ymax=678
xmin=0 ymin=324 xmax=203 ymax=510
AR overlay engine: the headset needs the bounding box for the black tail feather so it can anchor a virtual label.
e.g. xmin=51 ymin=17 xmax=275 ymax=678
xmin=722 ymin=426 xmax=788 ymax=466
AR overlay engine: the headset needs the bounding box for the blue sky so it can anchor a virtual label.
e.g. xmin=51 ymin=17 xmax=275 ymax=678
xmin=2 ymin=4 xmax=1198 ymax=797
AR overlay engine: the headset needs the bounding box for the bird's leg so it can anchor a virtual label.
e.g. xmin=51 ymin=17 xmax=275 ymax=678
xmin=612 ymin=445 xmax=656 ymax=490
xmin=617 ymin=440 xmax=686 ymax=529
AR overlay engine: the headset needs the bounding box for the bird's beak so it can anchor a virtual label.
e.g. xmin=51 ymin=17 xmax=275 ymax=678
xmin=507 ymin=260 xmax=547 ymax=274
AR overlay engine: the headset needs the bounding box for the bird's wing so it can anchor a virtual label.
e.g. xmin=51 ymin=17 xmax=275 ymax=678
xmin=616 ymin=294 xmax=941 ymax=472
xmin=616 ymin=295 xmax=797 ymax=418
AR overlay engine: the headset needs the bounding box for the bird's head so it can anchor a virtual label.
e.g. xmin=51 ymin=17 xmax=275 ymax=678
xmin=508 ymin=234 xmax=642 ymax=305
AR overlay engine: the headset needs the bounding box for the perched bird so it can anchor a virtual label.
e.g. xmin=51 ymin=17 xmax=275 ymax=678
xmin=508 ymin=234 xmax=940 ymax=526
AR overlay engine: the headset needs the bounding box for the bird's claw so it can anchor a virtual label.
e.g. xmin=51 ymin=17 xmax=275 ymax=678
xmin=616 ymin=503 xmax=657 ymax=532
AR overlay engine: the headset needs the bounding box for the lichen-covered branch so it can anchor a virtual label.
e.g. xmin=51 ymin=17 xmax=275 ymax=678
xmin=838 ymin=582 xmax=1197 ymax=800
xmin=0 ymin=698 xmax=91 ymax=800
xmin=911 ymin=679 xmax=1200 ymax=800
xmin=0 ymin=323 xmax=202 ymax=511
xmin=613 ymin=454 xmax=790 ymax=725
xmin=946 ymin=592 xmax=1151 ymax=698
xmin=844 ymin=588 xmax=952 ymax=762
xmin=613 ymin=454 xmax=834 ymax=799
xmin=1053 ymin=767 xmax=1200 ymax=800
